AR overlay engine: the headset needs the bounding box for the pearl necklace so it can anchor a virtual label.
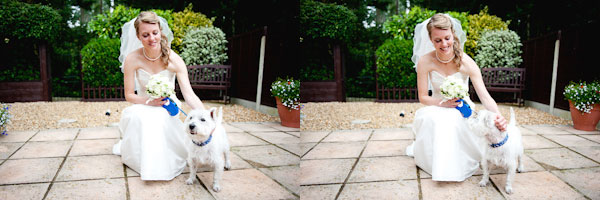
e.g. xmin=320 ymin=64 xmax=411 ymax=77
xmin=143 ymin=48 xmax=161 ymax=61
xmin=435 ymin=51 xmax=455 ymax=64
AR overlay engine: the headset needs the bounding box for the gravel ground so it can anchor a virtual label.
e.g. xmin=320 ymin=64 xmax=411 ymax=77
xmin=5 ymin=101 xmax=277 ymax=131
xmin=301 ymin=102 xmax=572 ymax=131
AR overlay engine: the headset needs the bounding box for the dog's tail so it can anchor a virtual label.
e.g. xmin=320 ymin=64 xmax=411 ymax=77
xmin=509 ymin=107 xmax=516 ymax=127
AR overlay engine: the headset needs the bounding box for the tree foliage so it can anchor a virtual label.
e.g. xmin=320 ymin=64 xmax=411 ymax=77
xmin=0 ymin=0 xmax=62 ymax=42
xmin=171 ymin=4 xmax=214 ymax=53
xmin=376 ymin=39 xmax=416 ymax=88
xmin=80 ymin=38 xmax=122 ymax=87
xmin=465 ymin=7 xmax=509 ymax=57
xmin=474 ymin=30 xmax=522 ymax=68
xmin=299 ymin=0 xmax=358 ymax=43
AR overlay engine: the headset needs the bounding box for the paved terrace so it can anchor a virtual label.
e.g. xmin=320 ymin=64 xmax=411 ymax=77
xmin=0 ymin=122 xmax=300 ymax=200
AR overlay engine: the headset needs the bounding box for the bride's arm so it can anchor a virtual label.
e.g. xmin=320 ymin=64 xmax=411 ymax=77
xmin=464 ymin=54 xmax=507 ymax=131
xmin=171 ymin=52 xmax=206 ymax=110
xmin=123 ymin=55 xmax=164 ymax=106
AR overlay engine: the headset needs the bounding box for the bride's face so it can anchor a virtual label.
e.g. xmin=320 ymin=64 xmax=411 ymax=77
xmin=430 ymin=27 xmax=454 ymax=55
xmin=137 ymin=22 xmax=161 ymax=50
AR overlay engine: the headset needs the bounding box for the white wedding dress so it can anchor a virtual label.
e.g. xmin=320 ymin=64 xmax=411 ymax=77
xmin=113 ymin=68 xmax=189 ymax=181
xmin=406 ymin=70 xmax=483 ymax=182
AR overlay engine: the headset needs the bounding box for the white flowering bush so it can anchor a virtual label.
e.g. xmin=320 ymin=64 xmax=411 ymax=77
xmin=474 ymin=30 xmax=523 ymax=68
xmin=145 ymin=74 xmax=175 ymax=104
xmin=180 ymin=27 xmax=228 ymax=65
xmin=270 ymin=77 xmax=300 ymax=110
xmin=0 ymin=103 xmax=12 ymax=136
xmin=563 ymin=80 xmax=600 ymax=114
xmin=440 ymin=76 xmax=469 ymax=103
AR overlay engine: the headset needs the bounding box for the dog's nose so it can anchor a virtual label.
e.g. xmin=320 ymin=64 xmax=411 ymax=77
xmin=189 ymin=124 xmax=196 ymax=130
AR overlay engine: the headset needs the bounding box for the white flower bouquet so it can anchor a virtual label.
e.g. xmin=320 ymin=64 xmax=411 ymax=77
xmin=0 ymin=103 xmax=11 ymax=136
xmin=439 ymin=76 xmax=472 ymax=117
xmin=145 ymin=74 xmax=175 ymax=104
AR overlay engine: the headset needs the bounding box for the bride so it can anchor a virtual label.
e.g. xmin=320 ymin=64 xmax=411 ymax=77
xmin=112 ymin=11 xmax=206 ymax=181
xmin=406 ymin=14 xmax=507 ymax=182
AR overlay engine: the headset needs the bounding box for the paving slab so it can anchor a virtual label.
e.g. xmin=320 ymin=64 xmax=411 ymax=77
xmin=300 ymin=143 xmax=317 ymax=157
xmin=551 ymin=167 xmax=600 ymax=199
xmin=128 ymin=175 xmax=214 ymax=200
xmin=0 ymin=142 xmax=23 ymax=159
xmin=570 ymin=146 xmax=600 ymax=163
xmin=227 ymin=132 xmax=268 ymax=147
xmin=545 ymin=135 xmax=599 ymax=147
xmin=300 ymin=131 xmax=330 ymax=143
xmin=348 ymin=156 xmax=416 ymax=183
xmin=223 ymin=123 xmax=244 ymax=133
xmin=0 ymin=130 xmax=37 ymax=142
xmin=56 ymin=155 xmax=124 ymax=181
xmin=10 ymin=141 xmax=72 ymax=159
xmin=249 ymin=131 xmax=299 ymax=144
xmin=259 ymin=165 xmax=299 ymax=194
xmin=77 ymin=127 xmax=120 ymax=139
xmin=490 ymin=171 xmax=586 ymax=199
xmin=421 ymin=175 xmax=504 ymax=200
xmin=70 ymin=139 xmax=119 ymax=156
xmin=0 ymin=158 xmax=63 ymax=184
xmin=30 ymin=128 xmax=78 ymax=141
xmin=232 ymin=145 xmax=299 ymax=167
xmin=46 ymin=178 xmax=126 ymax=200
xmin=526 ymin=148 xmax=599 ymax=170
xmin=523 ymin=125 xmax=571 ymax=135
xmin=558 ymin=125 xmax=600 ymax=135
xmin=371 ymin=128 xmax=414 ymax=140
xmin=230 ymin=123 xmax=280 ymax=132
xmin=0 ymin=183 xmax=49 ymax=200
xmin=302 ymin=142 xmax=365 ymax=160
xmin=322 ymin=130 xmax=371 ymax=142
xmin=276 ymin=143 xmax=301 ymax=156
xmin=362 ymin=140 xmax=412 ymax=157
xmin=197 ymin=168 xmax=296 ymax=200
xmin=300 ymin=159 xmax=355 ymax=185
xmin=474 ymin=154 xmax=545 ymax=175
xmin=517 ymin=126 xmax=537 ymax=136
xmin=580 ymin=134 xmax=600 ymax=143
xmin=338 ymin=180 xmax=419 ymax=200
xmin=262 ymin=122 xmax=301 ymax=132
xmin=419 ymin=169 xmax=431 ymax=179
xmin=299 ymin=184 xmax=341 ymax=200
xmin=522 ymin=135 xmax=561 ymax=149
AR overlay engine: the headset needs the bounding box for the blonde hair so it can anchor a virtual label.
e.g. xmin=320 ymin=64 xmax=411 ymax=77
xmin=427 ymin=13 xmax=462 ymax=68
xmin=134 ymin=11 xmax=170 ymax=65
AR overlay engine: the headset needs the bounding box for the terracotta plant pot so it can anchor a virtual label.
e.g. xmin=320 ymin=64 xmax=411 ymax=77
xmin=569 ymin=100 xmax=600 ymax=131
xmin=275 ymin=97 xmax=300 ymax=128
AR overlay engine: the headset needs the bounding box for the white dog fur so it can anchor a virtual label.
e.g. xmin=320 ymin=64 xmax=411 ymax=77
xmin=184 ymin=107 xmax=231 ymax=192
xmin=468 ymin=107 xmax=523 ymax=194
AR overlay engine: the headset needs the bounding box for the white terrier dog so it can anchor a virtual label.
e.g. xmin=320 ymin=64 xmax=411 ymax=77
xmin=468 ymin=107 xmax=523 ymax=194
xmin=184 ymin=107 xmax=231 ymax=192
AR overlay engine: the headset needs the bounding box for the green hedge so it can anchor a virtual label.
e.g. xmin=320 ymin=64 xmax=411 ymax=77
xmin=474 ymin=30 xmax=522 ymax=68
xmin=80 ymin=38 xmax=122 ymax=87
xmin=0 ymin=0 xmax=62 ymax=42
xmin=180 ymin=27 xmax=228 ymax=65
xmin=300 ymin=0 xmax=357 ymax=43
xmin=465 ymin=7 xmax=509 ymax=57
xmin=87 ymin=5 xmax=174 ymax=40
xmin=376 ymin=39 xmax=415 ymax=88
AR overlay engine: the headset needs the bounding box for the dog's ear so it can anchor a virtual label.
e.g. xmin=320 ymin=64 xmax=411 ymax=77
xmin=209 ymin=107 xmax=217 ymax=120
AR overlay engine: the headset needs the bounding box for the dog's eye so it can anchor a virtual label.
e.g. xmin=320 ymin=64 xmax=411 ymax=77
xmin=189 ymin=117 xmax=193 ymax=120
xmin=200 ymin=118 xmax=205 ymax=122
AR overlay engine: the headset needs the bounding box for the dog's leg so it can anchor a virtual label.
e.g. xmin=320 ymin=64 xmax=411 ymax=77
xmin=212 ymin=161 xmax=225 ymax=192
xmin=479 ymin=160 xmax=490 ymax=187
xmin=186 ymin=158 xmax=196 ymax=185
xmin=517 ymin=153 xmax=524 ymax=173
xmin=223 ymin=150 xmax=232 ymax=170
xmin=505 ymin=162 xmax=517 ymax=194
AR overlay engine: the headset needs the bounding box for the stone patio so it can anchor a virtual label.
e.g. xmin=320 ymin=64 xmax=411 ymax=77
xmin=300 ymin=125 xmax=600 ymax=200
xmin=0 ymin=122 xmax=299 ymax=200
xmin=1 ymin=122 xmax=599 ymax=199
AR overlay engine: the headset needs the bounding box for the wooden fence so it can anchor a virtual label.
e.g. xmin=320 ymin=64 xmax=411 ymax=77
xmin=0 ymin=43 xmax=51 ymax=102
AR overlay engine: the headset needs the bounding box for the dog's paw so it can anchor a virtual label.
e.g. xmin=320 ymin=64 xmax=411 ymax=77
xmin=517 ymin=166 xmax=524 ymax=173
xmin=478 ymin=179 xmax=488 ymax=187
xmin=212 ymin=184 xmax=221 ymax=192
xmin=185 ymin=178 xmax=195 ymax=185
xmin=505 ymin=186 xmax=513 ymax=194
xmin=224 ymin=162 xmax=231 ymax=170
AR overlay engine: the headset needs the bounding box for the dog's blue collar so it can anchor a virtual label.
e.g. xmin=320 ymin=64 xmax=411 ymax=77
xmin=192 ymin=134 xmax=213 ymax=147
xmin=490 ymin=134 xmax=509 ymax=148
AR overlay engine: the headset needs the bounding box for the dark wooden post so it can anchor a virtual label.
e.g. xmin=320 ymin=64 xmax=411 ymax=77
xmin=39 ymin=43 xmax=51 ymax=101
xmin=333 ymin=43 xmax=344 ymax=102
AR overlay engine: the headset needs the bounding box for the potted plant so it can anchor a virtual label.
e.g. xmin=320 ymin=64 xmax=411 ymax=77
xmin=270 ymin=77 xmax=300 ymax=128
xmin=563 ymin=80 xmax=600 ymax=131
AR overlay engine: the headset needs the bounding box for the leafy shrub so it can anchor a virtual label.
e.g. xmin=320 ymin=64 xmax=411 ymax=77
xmin=465 ymin=7 xmax=509 ymax=57
xmin=0 ymin=0 xmax=62 ymax=42
xmin=180 ymin=27 xmax=228 ymax=65
xmin=383 ymin=6 xmax=469 ymax=42
xmin=87 ymin=5 xmax=174 ymax=40
xmin=80 ymin=38 xmax=122 ymax=87
xmin=474 ymin=30 xmax=523 ymax=68
xmin=300 ymin=0 xmax=357 ymax=43
xmin=171 ymin=4 xmax=214 ymax=53
xmin=376 ymin=39 xmax=415 ymax=88
xmin=299 ymin=66 xmax=334 ymax=81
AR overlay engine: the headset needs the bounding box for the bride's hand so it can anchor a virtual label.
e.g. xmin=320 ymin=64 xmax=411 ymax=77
xmin=494 ymin=114 xmax=507 ymax=132
xmin=146 ymin=97 xmax=167 ymax=107
xmin=440 ymin=98 xmax=460 ymax=108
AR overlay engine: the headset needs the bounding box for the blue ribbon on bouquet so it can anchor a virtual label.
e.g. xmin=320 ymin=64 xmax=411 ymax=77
xmin=455 ymin=99 xmax=472 ymax=118
xmin=162 ymin=97 xmax=187 ymax=116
